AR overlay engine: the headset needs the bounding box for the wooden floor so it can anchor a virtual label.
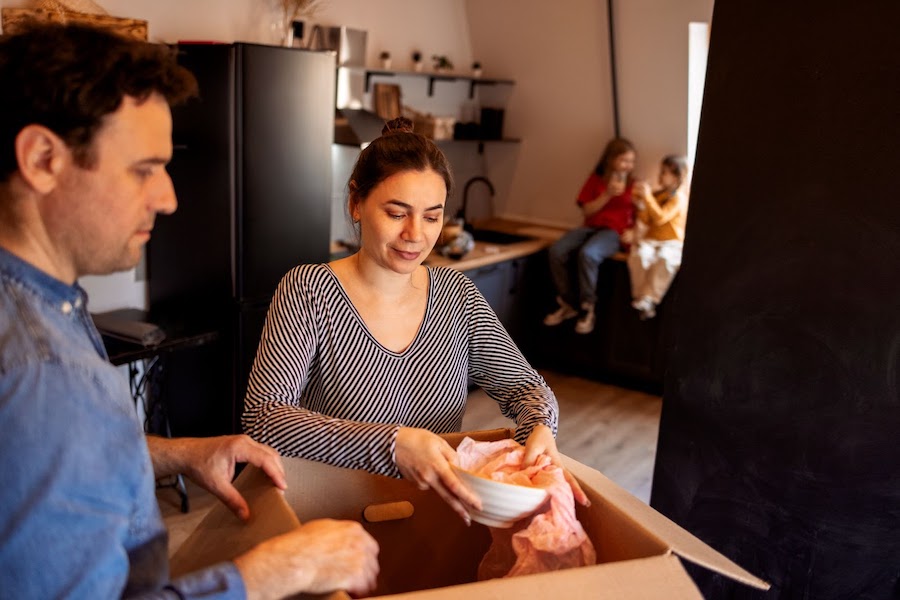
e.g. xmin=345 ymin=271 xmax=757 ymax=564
xmin=159 ymin=369 xmax=662 ymax=556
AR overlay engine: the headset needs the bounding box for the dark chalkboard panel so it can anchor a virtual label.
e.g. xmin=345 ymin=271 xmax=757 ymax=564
xmin=649 ymin=1 xmax=900 ymax=598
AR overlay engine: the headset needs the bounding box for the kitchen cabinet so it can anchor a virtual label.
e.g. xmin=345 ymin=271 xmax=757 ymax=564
xmin=462 ymin=252 xmax=544 ymax=350
xmin=464 ymin=262 xmax=509 ymax=320
xmin=527 ymin=258 xmax=672 ymax=393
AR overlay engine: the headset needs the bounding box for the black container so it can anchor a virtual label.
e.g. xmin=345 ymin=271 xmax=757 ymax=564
xmin=480 ymin=107 xmax=505 ymax=140
xmin=147 ymin=43 xmax=335 ymax=436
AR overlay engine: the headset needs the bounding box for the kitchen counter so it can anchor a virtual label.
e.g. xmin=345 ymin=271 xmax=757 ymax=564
xmin=425 ymin=219 xmax=565 ymax=271
xmin=332 ymin=218 xmax=627 ymax=272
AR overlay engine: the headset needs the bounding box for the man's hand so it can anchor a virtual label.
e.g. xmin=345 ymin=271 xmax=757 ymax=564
xmin=146 ymin=434 xmax=286 ymax=521
xmin=234 ymin=519 xmax=379 ymax=600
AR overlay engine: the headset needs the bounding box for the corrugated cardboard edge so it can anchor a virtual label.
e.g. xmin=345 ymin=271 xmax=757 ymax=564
xmin=171 ymin=462 xmax=704 ymax=600
xmin=169 ymin=466 xmax=300 ymax=579
xmin=1 ymin=7 xmax=148 ymax=40
xmin=563 ymin=456 xmax=771 ymax=591
xmin=378 ymin=554 xmax=702 ymax=599
xmin=441 ymin=427 xmax=513 ymax=447
xmin=168 ymin=430 xmax=513 ymax=586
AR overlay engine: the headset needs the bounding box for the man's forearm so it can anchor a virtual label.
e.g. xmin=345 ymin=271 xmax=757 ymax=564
xmin=146 ymin=435 xmax=188 ymax=478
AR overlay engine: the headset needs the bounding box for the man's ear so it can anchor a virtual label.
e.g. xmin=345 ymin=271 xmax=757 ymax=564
xmin=15 ymin=125 xmax=68 ymax=194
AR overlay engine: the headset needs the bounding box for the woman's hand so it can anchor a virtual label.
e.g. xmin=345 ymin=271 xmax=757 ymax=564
xmin=522 ymin=425 xmax=590 ymax=506
xmin=394 ymin=427 xmax=482 ymax=524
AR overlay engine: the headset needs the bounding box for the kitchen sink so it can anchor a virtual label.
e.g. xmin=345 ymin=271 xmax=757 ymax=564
xmin=470 ymin=229 xmax=535 ymax=245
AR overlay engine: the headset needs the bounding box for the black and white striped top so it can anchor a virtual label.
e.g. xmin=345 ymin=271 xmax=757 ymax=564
xmin=242 ymin=263 xmax=558 ymax=478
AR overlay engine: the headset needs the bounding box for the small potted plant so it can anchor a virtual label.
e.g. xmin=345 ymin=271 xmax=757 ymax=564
xmin=411 ymin=50 xmax=423 ymax=72
xmin=471 ymin=61 xmax=483 ymax=78
xmin=432 ymin=54 xmax=454 ymax=73
xmin=379 ymin=51 xmax=392 ymax=70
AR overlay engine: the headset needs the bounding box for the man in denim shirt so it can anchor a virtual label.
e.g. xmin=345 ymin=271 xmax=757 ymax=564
xmin=0 ymin=23 xmax=378 ymax=599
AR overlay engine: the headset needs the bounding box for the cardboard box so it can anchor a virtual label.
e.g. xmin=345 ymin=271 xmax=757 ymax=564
xmin=171 ymin=429 xmax=769 ymax=598
xmin=1 ymin=8 xmax=148 ymax=40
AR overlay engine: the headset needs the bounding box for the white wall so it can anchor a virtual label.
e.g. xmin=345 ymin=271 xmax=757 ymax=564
xmin=1 ymin=0 xmax=711 ymax=307
xmin=0 ymin=0 xmax=474 ymax=310
xmin=309 ymin=0 xmax=472 ymax=71
xmin=615 ymin=0 xmax=714 ymax=182
xmin=465 ymin=0 xmax=616 ymax=227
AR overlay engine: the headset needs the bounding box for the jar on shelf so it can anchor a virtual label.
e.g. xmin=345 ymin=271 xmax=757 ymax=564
xmin=412 ymin=50 xmax=424 ymax=72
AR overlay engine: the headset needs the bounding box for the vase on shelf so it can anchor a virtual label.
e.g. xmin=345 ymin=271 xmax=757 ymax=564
xmin=274 ymin=0 xmax=324 ymax=47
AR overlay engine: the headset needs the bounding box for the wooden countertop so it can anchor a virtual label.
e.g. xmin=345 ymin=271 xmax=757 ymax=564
xmin=424 ymin=219 xmax=566 ymax=271
xmin=332 ymin=219 xmax=627 ymax=272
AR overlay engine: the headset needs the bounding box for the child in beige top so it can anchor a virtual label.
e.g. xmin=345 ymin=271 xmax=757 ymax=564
xmin=628 ymin=155 xmax=690 ymax=319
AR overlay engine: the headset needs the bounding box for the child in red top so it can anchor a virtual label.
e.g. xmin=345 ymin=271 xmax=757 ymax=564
xmin=544 ymin=138 xmax=637 ymax=334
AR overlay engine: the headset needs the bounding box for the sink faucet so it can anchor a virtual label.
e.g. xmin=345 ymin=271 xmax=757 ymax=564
xmin=459 ymin=176 xmax=495 ymax=227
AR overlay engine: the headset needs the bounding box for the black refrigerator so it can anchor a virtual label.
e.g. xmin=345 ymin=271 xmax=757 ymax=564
xmin=147 ymin=43 xmax=334 ymax=436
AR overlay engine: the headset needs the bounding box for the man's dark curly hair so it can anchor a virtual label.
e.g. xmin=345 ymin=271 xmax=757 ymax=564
xmin=0 ymin=22 xmax=198 ymax=182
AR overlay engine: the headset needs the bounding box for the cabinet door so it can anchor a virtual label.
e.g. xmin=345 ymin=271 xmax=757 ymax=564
xmin=502 ymin=256 xmax=534 ymax=345
xmin=464 ymin=262 xmax=510 ymax=325
xmin=603 ymin=263 xmax=661 ymax=382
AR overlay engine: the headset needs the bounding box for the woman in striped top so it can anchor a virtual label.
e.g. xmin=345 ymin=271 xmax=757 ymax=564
xmin=243 ymin=117 xmax=588 ymax=521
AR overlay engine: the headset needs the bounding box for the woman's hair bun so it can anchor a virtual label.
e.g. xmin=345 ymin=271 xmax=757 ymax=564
xmin=382 ymin=116 xmax=414 ymax=136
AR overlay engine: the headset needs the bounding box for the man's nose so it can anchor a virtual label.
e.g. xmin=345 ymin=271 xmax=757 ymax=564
xmin=153 ymin=173 xmax=178 ymax=215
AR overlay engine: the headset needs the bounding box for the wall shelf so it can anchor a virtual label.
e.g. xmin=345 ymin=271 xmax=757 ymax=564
xmin=436 ymin=138 xmax=520 ymax=154
xmin=348 ymin=67 xmax=514 ymax=99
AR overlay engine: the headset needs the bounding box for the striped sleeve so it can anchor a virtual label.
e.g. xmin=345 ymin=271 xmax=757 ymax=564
xmin=448 ymin=269 xmax=559 ymax=443
xmin=242 ymin=265 xmax=401 ymax=476
xmin=241 ymin=264 xmax=559 ymax=478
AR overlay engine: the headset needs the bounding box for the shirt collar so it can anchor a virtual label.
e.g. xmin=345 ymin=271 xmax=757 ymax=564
xmin=0 ymin=246 xmax=87 ymax=315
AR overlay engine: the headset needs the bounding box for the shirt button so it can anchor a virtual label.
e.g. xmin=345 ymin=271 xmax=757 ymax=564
xmin=61 ymin=301 xmax=73 ymax=314
xmin=74 ymin=298 xmax=83 ymax=309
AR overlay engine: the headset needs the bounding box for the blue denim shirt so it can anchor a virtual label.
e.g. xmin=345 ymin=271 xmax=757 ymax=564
xmin=0 ymin=248 xmax=245 ymax=599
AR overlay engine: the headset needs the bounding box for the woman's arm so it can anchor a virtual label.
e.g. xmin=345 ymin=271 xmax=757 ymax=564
xmin=241 ymin=267 xmax=401 ymax=477
xmin=463 ymin=280 xmax=558 ymax=441
xmin=461 ymin=283 xmax=589 ymax=505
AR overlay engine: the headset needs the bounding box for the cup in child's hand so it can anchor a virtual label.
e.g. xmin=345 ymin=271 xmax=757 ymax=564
xmin=610 ymin=171 xmax=627 ymax=194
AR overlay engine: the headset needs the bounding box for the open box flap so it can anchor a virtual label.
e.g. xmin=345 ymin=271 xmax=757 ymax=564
xmin=563 ymin=456 xmax=770 ymax=591
xmin=169 ymin=466 xmax=300 ymax=578
xmin=379 ymin=554 xmax=703 ymax=600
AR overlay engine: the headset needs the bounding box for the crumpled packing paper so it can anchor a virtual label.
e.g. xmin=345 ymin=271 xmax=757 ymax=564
xmin=455 ymin=437 xmax=597 ymax=579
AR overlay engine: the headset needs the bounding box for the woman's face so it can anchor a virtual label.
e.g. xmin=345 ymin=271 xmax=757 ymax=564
xmin=610 ymin=150 xmax=636 ymax=174
xmin=351 ymin=169 xmax=446 ymax=275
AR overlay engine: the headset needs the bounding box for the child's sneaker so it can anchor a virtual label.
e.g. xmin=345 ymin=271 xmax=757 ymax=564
xmin=575 ymin=303 xmax=596 ymax=334
xmin=543 ymin=298 xmax=578 ymax=326
xmin=631 ymin=296 xmax=651 ymax=312
xmin=632 ymin=296 xmax=657 ymax=320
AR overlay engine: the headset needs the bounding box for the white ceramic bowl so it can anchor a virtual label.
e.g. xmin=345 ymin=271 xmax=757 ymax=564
xmin=452 ymin=465 xmax=549 ymax=528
